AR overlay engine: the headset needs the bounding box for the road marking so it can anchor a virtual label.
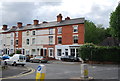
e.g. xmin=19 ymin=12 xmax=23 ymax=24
xmin=0 ymin=67 xmax=35 ymax=79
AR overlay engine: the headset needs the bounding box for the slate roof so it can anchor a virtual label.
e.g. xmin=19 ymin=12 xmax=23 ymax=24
xmin=3 ymin=17 xmax=85 ymax=32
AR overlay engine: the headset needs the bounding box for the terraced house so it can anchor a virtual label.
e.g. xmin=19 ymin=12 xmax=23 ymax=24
xmin=0 ymin=14 xmax=85 ymax=60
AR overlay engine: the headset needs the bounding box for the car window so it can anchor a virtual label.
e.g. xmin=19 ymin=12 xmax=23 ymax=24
xmin=19 ymin=55 xmax=25 ymax=60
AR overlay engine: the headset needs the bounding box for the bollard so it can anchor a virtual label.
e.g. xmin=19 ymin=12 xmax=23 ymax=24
xmin=36 ymin=64 xmax=46 ymax=81
xmin=81 ymin=64 xmax=88 ymax=79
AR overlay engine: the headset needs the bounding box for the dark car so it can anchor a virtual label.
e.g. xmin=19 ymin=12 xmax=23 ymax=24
xmin=61 ymin=56 xmax=80 ymax=62
xmin=30 ymin=56 xmax=48 ymax=63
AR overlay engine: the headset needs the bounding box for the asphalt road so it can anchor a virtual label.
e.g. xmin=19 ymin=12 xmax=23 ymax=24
xmin=0 ymin=62 xmax=120 ymax=81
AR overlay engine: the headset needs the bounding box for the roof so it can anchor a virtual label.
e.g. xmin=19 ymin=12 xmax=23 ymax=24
xmin=3 ymin=17 xmax=85 ymax=32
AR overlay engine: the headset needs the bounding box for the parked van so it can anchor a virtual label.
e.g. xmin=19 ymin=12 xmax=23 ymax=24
xmin=4 ymin=54 xmax=26 ymax=66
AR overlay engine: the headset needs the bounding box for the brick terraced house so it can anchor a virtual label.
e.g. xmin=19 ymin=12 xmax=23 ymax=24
xmin=0 ymin=14 xmax=85 ymax=60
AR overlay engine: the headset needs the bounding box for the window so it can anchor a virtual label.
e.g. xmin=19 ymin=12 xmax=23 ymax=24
xmin=73 ymin=25 xmax=78 ymax=33
xmin=26 ymin=50 xmax=30 ymax=55
xmin=49 ymin=49 xmax=53 ymax=57
xmin=58 ymin=27 xmax=62 ymax=34
xmin=16 ymin=40 xmax=18 ymax=45
xmin=58 ymin=37 xmax=62 ymax=44
xmin=49 ymin=28 xmax=53 ymax=34
xmin=70 ymin=49 xmax=75 ymax=56
xmin=65 ymin=49 xmax=68 ymax=56
xmin=73 ymin=36 xmax=78 ymax=43
xmin=11 ymin=40 xmax=13 ymax=45
xmin=16 ymin=32 xmax=18 ymax=37
xmin=26 ymin=31 xmax=29 ymax=36
xmin=49 ymin=36 xmax=53 ymax=44
xmin=32 ymin=38 xmax=35 ymax=44
xmin=26 ymin=39 xmax=29 ymax=45
xmin=57 ymin=49 xmax=62 ymax=56
xmin=32 ymin=31 xmax=35 ymax=35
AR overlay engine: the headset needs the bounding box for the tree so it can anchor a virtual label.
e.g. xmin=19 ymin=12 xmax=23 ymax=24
xmin=85 ymin=20 xmax=108 ymax=44
xmin=110 ymin=3 xmax=120 ymax=41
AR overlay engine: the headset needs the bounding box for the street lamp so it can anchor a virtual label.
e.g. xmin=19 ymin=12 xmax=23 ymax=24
xmin=89 ymin=46 xmax=92 ymax=64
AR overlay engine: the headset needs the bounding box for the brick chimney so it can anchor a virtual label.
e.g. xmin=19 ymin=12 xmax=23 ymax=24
xmin=2 ymin=25 xmax=8 ymax=30
xmin=65 ymin=17 xmax=70 ymax=20
xmin=33 ymin=20 xmax=39 ymax=25
xmin=17 ymin=22 xmax=22 ymax=28
xmin=57 ymin=14 xmax=62 ymax=22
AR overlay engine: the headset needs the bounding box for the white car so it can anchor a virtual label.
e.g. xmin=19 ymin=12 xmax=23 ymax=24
xmin=4 ymin=54 xmax=26 ymax=66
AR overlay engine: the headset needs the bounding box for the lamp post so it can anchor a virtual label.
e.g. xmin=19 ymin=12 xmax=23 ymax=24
xmin=89 ymin=46 xmax=92 ymax=64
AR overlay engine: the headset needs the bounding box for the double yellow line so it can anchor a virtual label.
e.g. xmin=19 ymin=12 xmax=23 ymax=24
xmin=0 ymin=67 xmax=35 ymax=79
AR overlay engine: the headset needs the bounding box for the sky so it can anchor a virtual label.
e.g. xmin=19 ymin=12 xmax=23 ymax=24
xmin=0 ymin=0 xmax=119 ymax=28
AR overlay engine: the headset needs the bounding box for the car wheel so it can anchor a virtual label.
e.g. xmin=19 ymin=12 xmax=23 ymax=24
xmin=13 ymin=62 xmax=17 ymax=66
xmin=22 ymin=64 xmax=24 ymax=66
xmin=30 ymin=60 xmax=33 ymax=63
xmin=4 ymin=61 xmax=7 ymax=65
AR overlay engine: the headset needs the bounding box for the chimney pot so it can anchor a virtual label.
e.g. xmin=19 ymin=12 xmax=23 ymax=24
xmin=57 ymin=13 xmax=62 ymax=22
xmin=65 ymin=17 xmax=70 ymax=20
xmin=33 ymin=20 xmax=39 ymax=25
xmin=2 ymin=25 xmax=8 ymax=30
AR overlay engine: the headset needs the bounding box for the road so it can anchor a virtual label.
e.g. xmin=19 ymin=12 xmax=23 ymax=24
xmin=0 ymin=62 xmax=120 ymax=81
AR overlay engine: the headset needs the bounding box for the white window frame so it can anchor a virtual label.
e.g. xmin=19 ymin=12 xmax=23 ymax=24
xmin=57 ymin=27 xmax=62 ymax=34
xmin=32 ymin=30 xmax=36 ymax=35
xmin=57 ymin=49 xmax=62 ymax=56
xmin=26 ymin=31 xmax=29 ymax=36
xmin=48 ymin=48 xmax=54 ymax=57
xmin=49 ymin=36 xmax=53 ymax=45
xmin=57 ymin=36 xmax=62 ymax=44
xmin=26 ymin=39 xmax=29 ymax=45
xmin=49 ymin=28 xmax=53 ymax=35
xmin=73 ymin=25 xmax=78 ymax=33
xmin=32 ymin=38 xmax=35 ymax=44
xmin=16 ymin=39 xmax=18 ymax=45
xmin=73 ymin=35 xmax=78 ymax=43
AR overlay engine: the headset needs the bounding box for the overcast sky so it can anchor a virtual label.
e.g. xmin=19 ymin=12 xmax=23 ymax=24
xmin=0 ymin=0 xmax=119 ymax=28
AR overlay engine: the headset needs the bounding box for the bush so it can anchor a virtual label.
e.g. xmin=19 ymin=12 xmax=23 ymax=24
xmin=79 ymin=43 xmax=120 ymax=63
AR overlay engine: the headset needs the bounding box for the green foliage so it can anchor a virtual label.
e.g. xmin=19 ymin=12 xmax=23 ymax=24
xmin=16 ymin=50 xmax=21 ymax=54
xmin=85 ymin=20 xmax=110 ymax=44
xmin=79 ymin=43 xmax=120 ymax=62
xmin=110 ymin=4 xmax=120 ymax=40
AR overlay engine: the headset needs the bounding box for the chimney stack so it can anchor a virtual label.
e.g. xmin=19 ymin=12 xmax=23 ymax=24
xmin=17 ymin=22 xmax=22 ymax=28
xmin=57 ymin=14 xmax=62 ymax=22
xmin=65 ymin=17 xmax=70 ymax=20
xmin=33 ymin=20 xmax=39 ymax=25
xmin=2 ymin=25 xmax=8 ymax=30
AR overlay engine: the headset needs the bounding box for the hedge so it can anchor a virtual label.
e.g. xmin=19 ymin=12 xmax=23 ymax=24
xmin=79 ymin=43 xmax=120 ymax=63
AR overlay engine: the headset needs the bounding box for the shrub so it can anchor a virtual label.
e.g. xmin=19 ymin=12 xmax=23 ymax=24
xmin=79 ymin=43 xmax=120 ymax=63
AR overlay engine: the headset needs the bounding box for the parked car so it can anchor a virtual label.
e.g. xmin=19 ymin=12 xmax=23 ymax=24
xmin=2 ymin=54 xmax=10 ymax=60
xmin=61 ymin=56 xmax=81 ymax=62
xmin=30 ymin=56 xmax=48 ymax=63
xmin=4 ymin=54 xmax=26 ymax=66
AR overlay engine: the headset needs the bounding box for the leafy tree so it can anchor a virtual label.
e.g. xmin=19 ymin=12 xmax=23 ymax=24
xmin=110 ymin=3 xmax=120 ymax=41
xmin=85 ymin=20 xmax=108 ymax=44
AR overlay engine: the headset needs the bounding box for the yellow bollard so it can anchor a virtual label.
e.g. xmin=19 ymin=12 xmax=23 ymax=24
xmin=36 ymin=64 xmax=46 ymax=81
xmin=81 ymin=64 xmax=88 ymax=79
